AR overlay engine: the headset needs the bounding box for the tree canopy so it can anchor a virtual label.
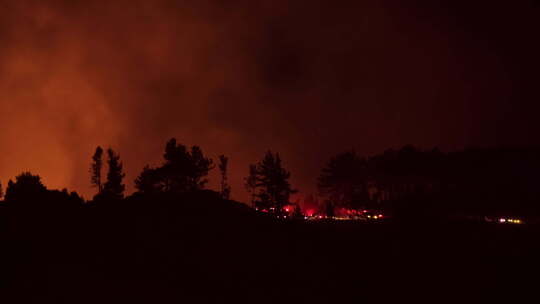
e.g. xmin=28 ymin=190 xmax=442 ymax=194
xmin=5 ymin=172 xmax=47 ymax=202
xmin=135 ymin=138 xmax=214 ymax=195
xmin=90 ymin=146 xmax=104 ymax=194
xmin=101 ymin=148 xmax=126 ymax=200
xmin=246 ymin=151 xmax=296 ymax=214
xmin=218 ymin=155 xmax=231 ymax=200
xmin=317 ymin=151 xmax=369 ymax=210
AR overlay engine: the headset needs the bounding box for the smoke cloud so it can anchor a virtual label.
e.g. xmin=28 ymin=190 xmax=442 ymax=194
xmin=0 ymin=1 xmax=538 ymax=201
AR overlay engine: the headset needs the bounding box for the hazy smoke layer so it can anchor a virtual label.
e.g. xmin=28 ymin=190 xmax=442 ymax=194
xmin=0 ymin=1 xmax=538 ymax=201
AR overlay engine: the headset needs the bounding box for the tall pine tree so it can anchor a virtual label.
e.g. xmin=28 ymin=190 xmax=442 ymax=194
xmin=248 ymin=151 xmax=296 ymax=214
xmin=244 ymin=164 xmax=258 ymax=208
xmin=90 ymin=146 xmax=104 ymax=193
xmin=218 ymin=155 xmax=231 ymax=200
xmin=102 ymin=148 xmax=125 ymax=200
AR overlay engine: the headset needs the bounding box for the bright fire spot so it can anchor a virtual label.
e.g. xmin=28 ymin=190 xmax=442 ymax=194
xmin=498 ymin=218 xmax=522 ymax=224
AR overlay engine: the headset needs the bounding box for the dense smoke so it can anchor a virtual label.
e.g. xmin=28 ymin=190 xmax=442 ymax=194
xmin=0 ymin=1 xmax=538 ymax=201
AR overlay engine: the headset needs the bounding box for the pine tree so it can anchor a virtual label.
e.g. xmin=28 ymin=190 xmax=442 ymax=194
xmin=292 ymin=203 xmax=303 ymax=219
xmin=247 ymin=151 xmax=296 ymax=214
xmin=244 ymin=164 xmax=258 ymax=208
xmin=102 ymin=148 xmax=125 ymax=200
xmin=4 ymin=173 xmax=47 ymax=202
xmin=134 ymin=138 xmax=214 ymax=194
xmin=317 ymin=151 xmax=369 ymax=210
xmin=90 ymin=146 xmax=104 ymax=193
xmin=134 ymin=165 xmax=163 ymax=194
xmin=322 ymin=200 xmax=335 ymax=218
xmin=218 ymin=155 xmax=231 ymax=200
xmin=188 ymin=146 xmax=214 ymax=191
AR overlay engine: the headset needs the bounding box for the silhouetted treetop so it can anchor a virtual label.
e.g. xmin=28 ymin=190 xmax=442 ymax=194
xmin=247 ymin=151 xmax=296 ymax=214
xmin=318 ymin=151 xmax=369 ymax=210
xmin=100 ymin=148 xmax=125 ymax=200
xmin=218 ymin=155 xmax=231 ymax=200
xmin=5 ymin=172 xmax=47 ymax=202
xmin=90 ymin=146 xmax=104 ymax=194
xmin=244 ymin=164 xmax=258 ymax=207
xmin=134 ymin=165 xmax=163 ymax=194
xmin=135 ymin=138 xmax=214 ymax=195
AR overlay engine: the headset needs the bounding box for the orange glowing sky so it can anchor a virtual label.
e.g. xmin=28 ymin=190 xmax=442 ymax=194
xmin=1 ymin=1 xmax=538 ymax=201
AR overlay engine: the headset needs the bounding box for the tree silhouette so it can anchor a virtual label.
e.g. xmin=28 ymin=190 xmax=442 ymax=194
xmin=318 ymin=151 xmax=369 ymax=211
xmin=134 ymin=165 xmax=163 ymax=194
xmin=135 ymin=138 xmax=214 ymax=194
xmin=0 ymin=180 xmax=3 ymax=200
xmin=244 ymin=164 xmax=258 ymax=208
xmin=322 ymin=200 xmax=335 ymax=218
xmin=4 ymin=172 xmax=47 ymax=202
xmin=358 ymin=145 xmax=446 ymax=206
xmin=248 ymin=151 xmax=296 ymax=214
xmin=292 ymin=203 xmax=303 ymax=219
xmin=102 ymin=148 xmax=125 ymax=200
xmin=90 ymin=146 xmax=104 ymax=194
xmin=188 ymin=145 xmax=214 ymax=191
xmin=161 ymin=138 xmax=190 ymax=192
xmin=218 ymin=155 xmax=231 ymax=200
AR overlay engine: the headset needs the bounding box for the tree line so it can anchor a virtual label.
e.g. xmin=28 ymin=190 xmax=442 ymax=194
xmin=87 ymin=138 xmax=225 ymax=201
xmin=0 ymin=138 xmax=297 ymax=214
xmin=316 ymin=145 xmax=540 ymax=217
xmin=1 ymin=140 xmax=538 ymax=218
xmin=85 ymin=138 xmax=296 ymax=214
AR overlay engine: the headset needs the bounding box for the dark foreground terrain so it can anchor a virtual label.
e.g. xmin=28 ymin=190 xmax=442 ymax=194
xmin=1 ymin=192 xmax=538 ymax=303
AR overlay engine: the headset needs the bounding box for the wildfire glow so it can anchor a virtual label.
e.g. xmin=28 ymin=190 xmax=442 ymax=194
xmin=498 ymin=218 xmax=522 ymax=224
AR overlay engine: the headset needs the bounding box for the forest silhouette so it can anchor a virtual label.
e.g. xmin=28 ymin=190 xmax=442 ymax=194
xmin=1 ymin=139 xmax=539 ymax=303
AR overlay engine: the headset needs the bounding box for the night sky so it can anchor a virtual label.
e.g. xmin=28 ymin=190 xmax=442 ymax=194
xmin=0 ymin=1 xmax=539 ymax=201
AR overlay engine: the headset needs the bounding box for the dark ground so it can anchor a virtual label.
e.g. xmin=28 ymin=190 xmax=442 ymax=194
xmin=1 ymin=192 xmax=538 ymax=303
